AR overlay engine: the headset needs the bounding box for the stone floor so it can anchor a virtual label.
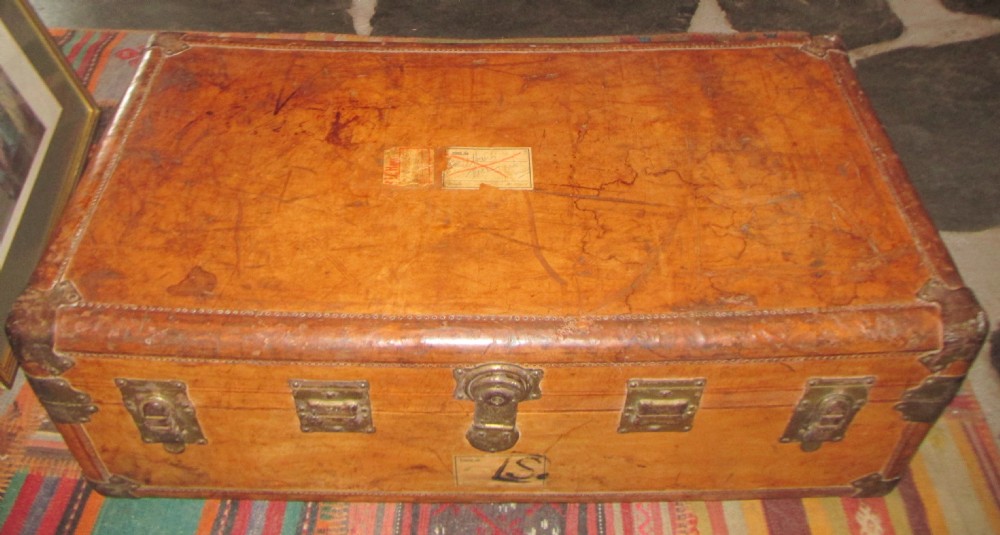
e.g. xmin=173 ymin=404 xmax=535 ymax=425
xmin=24 ymin=0 xmax=1000 ymax=436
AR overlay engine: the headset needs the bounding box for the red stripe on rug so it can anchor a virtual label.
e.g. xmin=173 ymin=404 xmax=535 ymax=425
xmin=587 ymin=503 xmax=600 ymax=534
xmin=602 ymin=504 xmax=617 ymax=534
xmin=706 ymin=502 xmax=730 ymax=535
xmin=667 ymin=503 xmax=679 ymax=534
xmin=78 ymin=32 xmax=119 ymax=85
xmin=397 ymin=503 xmax=412 ymax=534
xmin=417 ymin=503 xmax=433 ymax=534
xmin=619 ymin=502 xmax=635 ymax=533
xmin=230 ymin=501 xmax=254 ymax=535
xmin=262 ymin=501 xmax=286 ymax=535
xmin=841 ymin=498 xmax=896 ymax=535
xmin=965 ymin=413 xmax=1000 ymax=511
xmin=34 ymin=477 xmax=78 ymax=535
xmin=564 ymin=503 xmax=579 ymax=534
xmin=65 ymin=31 xmax=92 ymax=70
xmin=762 ymin=499 xmax=811 ymax=535
xmin=0 ymin=473 xmax=44 ymax=535
xmin=897 ymin=468 xmax=933 ymax=535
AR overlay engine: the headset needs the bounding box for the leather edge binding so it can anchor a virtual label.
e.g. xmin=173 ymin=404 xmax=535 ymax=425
xmin=57 ymin=421 xmax=116 ymax=484
xmin=52 ymin=303 xmax=942 ymax=364
xmin=822 ymin=51 xmax=963 ymax=288
xmin=95 ymin=482 xmax=858 ymax=502
xmin=166 ymin=30 xmax=817 ymax=55
xmin=31 ymin=41 xmax=163 ymax=287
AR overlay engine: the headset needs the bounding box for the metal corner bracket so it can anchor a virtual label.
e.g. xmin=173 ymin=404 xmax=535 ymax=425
xmin=917 ymin=279 xmax=988 ymax=372
xmin=799 ymin=35 xmax=844 ymax=59
xmin=154 ymin=32 xmax=191 ymax=55
xmin=87 ymin=474 xmax=142 ymax=498
xmin=5 ymin=281 xmax=82 ymax=376
xmin=851 ymin=473 xmax=901 ymax=498
xmin=894 ymin=375 xmax=964 ymax=423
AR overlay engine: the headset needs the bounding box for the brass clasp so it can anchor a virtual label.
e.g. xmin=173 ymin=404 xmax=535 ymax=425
xmin=454 ymin=363 xmax=543 ymax=452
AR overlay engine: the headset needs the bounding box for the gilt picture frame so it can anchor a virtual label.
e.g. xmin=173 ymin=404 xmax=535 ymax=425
xmin=0 ymin=0 xmax=98 ymax=387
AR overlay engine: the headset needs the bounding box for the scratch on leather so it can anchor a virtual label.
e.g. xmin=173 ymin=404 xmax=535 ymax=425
xmin=523 ymin=192 xmax=567 ymax=287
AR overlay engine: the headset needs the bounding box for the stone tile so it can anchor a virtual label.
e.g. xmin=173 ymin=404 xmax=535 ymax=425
xmin=29 ymin=0 xmax=356 ymax=33
xmin=716 ymin=0 xmax=902 ymax=49
xmin=942 ymin=229 xmax=1000 ymax=442
xmin=943 ymin=0 xmax=1000 ymax=19
xmin=856 ymin=35 xmax=1000 ymax=232
xmin=372 ymin=0 xmax=699 ymax=38
xmin=851 ymin=0 xmax=1000 ymax=62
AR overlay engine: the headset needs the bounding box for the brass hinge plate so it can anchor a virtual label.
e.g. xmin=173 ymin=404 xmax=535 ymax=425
xmin=26 ymin=376 xmax=98 ymax=424
xmin=895 ymin=375 xmax=964 ymax=423
xmin=116 ymin=378 xmax=207 ymax=453
xmin=781 ymin=376 xmax=874 ymax=452
xmin=618 ymin=378 xmax=706 ymax=433
xmin=289 ymin=380 xmax=374 ymax=433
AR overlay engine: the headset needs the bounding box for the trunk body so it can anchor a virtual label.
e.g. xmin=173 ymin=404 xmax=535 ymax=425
xmin=7 ymin=33 xmax=987 ymax=501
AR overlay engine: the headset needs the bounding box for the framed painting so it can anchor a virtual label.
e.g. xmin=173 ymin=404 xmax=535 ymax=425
xmin=0 ymin=0 xmax=98 ymax=387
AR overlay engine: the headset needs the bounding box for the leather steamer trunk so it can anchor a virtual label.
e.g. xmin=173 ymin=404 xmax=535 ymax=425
xmin=6 ymin=32 xmax=989 ymax=501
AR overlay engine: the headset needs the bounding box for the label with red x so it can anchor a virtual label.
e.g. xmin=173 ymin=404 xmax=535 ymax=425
xmin=442 ymin=147 xmax=533 ymax=190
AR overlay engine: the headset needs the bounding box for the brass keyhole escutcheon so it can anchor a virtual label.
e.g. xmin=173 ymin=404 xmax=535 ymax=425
xmin=453 ymin=363 xmax=543 ymax=452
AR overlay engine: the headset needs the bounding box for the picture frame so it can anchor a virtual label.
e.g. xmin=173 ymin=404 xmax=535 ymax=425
xmin=0 ymin=0 xmax=98 ymax=387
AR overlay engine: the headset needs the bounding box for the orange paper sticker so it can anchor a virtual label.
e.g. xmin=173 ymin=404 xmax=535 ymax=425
xmin=382 ymin=147 xmax=434 ymax=187
xmin=442 ymin=147 xmax=533 ymax=190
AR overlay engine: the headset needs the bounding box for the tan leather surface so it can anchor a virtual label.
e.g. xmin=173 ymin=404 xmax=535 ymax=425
xmin=63 ymin=35 xmax=932 ymax=319
xmin=65 ymin=352 xmax=928 ymax=498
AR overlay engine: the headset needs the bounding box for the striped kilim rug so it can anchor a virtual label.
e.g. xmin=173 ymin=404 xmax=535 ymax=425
xmin=1 ymin=29 xmax=1000 ymax=534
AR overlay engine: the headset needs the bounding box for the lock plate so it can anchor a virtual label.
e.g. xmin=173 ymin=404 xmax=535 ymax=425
xmin=780 ymin=376 xmax=874 ymax=452
xmin=618 ymin=378 xmax=706 ymax=433
xmin=115 ymin=378 xmax=206 ymax=453
xmin=289 ymin=380 xmax=374 ymax=433
xmin=454 ymin=363 xmax=543 ymax=452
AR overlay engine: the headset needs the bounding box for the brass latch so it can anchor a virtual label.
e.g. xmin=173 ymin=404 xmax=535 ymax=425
xmin=116 ymin=379 xmax=207 ymax=454
xmin=289 ymin=380 xmax=374 ymax=433
xmin=618 ymin=378 xmax=706 ymax=433
xmin=780 ymin=376 xmax=874 ymax=452
xmin=454 ymin=363 xmax=543 ymax=453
